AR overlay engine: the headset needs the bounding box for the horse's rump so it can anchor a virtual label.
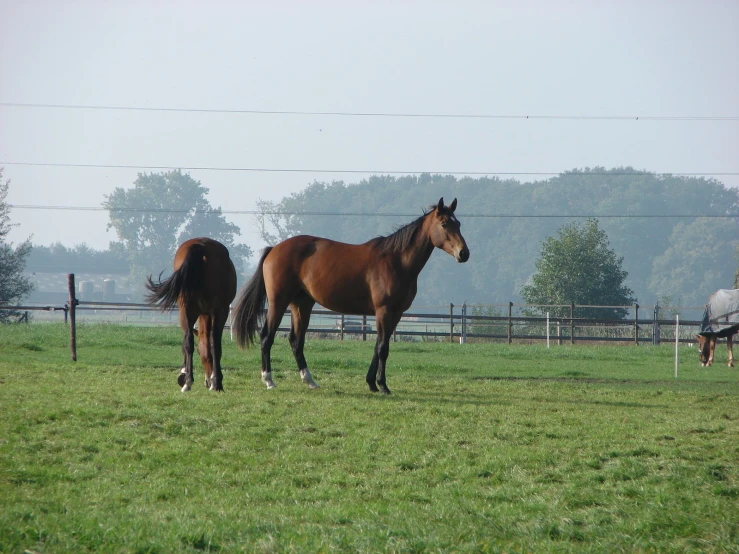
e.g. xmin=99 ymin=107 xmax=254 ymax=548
xmin=145 ymin=241 xmax=208 ymax=311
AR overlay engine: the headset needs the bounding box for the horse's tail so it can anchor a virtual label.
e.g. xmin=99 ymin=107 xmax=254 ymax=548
xmin=145 ymin=243 xmax=207 ymax=311
xmin=233 ymin=247 xmax=273 ymax=348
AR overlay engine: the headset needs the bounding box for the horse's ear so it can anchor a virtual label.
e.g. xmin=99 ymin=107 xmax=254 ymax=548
xmin=449 ymin=198 xmax=457 ymax=213
xmin=437 ymin=198 xmax=444 ymax=211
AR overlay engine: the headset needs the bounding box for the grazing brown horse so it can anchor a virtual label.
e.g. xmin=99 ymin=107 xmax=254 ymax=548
xmin=146 ymin=238 xmax=237 ymax=391
xmin=233 ymin=198 xmax=470 ymax=394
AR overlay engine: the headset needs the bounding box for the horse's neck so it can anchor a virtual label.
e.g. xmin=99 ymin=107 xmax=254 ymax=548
xmin=400 ymin=228 xmax=435 ymax=276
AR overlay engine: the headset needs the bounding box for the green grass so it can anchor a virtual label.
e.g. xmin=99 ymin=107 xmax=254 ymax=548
xmin=0 ymin=323 xmax=737 ymax=553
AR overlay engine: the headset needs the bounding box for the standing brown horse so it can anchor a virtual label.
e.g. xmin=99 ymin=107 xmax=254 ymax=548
xmin=146 ymin=238 xmax=237 ymax=392
xmin=233 ymin=198 xmax=469 ymax=394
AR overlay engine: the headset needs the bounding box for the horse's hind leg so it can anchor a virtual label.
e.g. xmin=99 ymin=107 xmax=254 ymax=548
xmin=197 ymin=315 xmax=215 ymax=390
xmin=179 ymin=308 xmax=197 ymax=392
xmin=208 ymin=310 xmax=228 ymax=391
xmin=260 ymin=299 xmax=289 ymax=389
xmin=727 ymin=333 xmax=735 ymax=367
xmin=289 ymin=296 xmax=318 ymax=389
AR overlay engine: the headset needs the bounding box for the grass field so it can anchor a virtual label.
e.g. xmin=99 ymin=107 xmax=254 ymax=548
xmin=1 ymin=323 xmax=737 ymax=553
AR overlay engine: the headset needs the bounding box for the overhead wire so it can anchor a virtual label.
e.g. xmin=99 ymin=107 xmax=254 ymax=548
xmin=1 ymin=102 xmax=738 ymax=120
xmin=1 ymin=161 xmax=737 ymax=177
xmin=7 ymin=204 xmax=738 ymax=219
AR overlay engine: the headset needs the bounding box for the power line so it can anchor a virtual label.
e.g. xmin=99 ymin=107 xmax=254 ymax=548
xmin=2 ymin=102 xmax=738 ymax=121
xmin=8 ymin=204 xmax=738 ymax=219
xmin=1 ymin=161 xmax=737 ymax=177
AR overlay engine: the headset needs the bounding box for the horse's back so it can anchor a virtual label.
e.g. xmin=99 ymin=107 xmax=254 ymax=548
xmin=700 ymin=288 xmax=739 ymax=336
xmin=263 ymin=235 xmax=399 ymax=314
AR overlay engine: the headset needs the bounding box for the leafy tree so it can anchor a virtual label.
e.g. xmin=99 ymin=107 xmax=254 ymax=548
xmin=649 ymin=218 xmax=739 ymax=306
xmin=254 ymin=198 xmax=304 ymax=245
xmin=520 ymin=218 xmax=636 ymax=319
xmin=0 ymin=169 xmax=34 ymax=321
xmin=103 ymin=170 xmax=252 ymax=295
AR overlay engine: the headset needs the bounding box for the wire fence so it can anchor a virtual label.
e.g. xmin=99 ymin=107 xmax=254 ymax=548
xmin=1 ymin=298 xmax=710 ymax=347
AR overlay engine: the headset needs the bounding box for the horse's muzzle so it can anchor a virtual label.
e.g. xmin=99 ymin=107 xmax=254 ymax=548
xmin=457 ymin=247 xmax=470 ymax=263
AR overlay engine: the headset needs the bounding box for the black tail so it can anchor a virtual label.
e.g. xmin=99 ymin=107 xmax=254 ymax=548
xmin=233 ymin=247 xmax=273 ymax=348
xmin=145 ymin=243 xmax=207 ymax=311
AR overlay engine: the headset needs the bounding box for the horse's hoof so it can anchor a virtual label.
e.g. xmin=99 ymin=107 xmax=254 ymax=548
xmin=178 ymin=373 xmax=187 ymax=387
xmin=367 ymin=382 xmax=379 ymax=393
xmin=205 ymin=379 xmax=211 ymax=389
xmin=262 ymin=371 xmax=277 ymax=389
xmin=300 ymin=369 xmax=319 ymax=389
xmin=380 ymin=386 xmax=391 ymax=395
xmin=181 ymin=385 xmax=192 ymax=393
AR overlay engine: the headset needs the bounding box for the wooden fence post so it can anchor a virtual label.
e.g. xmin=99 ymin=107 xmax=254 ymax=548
xmin=68 ymin=273 xmax=77 ymax=361
xmin=340 ymin=314 xmax=345 ymax=341
xmin=634 ymin=303 xmax=639 ymax=345
xmin=449 ymin=303 xmax=454 ymax=342
xmin=507 ymin=302 xmax=513 ymax=344
xmin=653 ymin=304 xmax=660 ymax=345
xmin=461 ymin=302 xmax=467 ymax=344
xmin=362 ymin=314 xmax=367 ymax=341
xmin=570 ymin=303 xmax=575 ymax=345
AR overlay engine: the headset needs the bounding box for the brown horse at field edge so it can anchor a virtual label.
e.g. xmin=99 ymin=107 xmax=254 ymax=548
xmin=232 ymin=197 xmax=470 ymax=394
xmin=146 ymin=237 xmax=237 ymax=391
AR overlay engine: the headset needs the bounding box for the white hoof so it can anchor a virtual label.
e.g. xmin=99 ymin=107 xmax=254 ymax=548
xmin=181 ymin=384 xmax=192 ymax=393
xmin=300 ymin=368 xmax=319 ymax=389
xmin=262 ymin=371 xmax=277 ymax=389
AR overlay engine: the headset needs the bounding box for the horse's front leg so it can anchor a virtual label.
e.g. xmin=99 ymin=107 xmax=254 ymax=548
xmin=708 ymin=336 xmax=717 ymax=366
xmin=366 ymin=351 xmax=379 ymax=393
xmin=374 ymin=335 xmax=392 ymax=395
xmin=371 ymin=310 xmax=400 ymax=395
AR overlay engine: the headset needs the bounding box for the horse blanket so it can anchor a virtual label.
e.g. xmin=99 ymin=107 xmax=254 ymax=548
xmin=699 ymin=289 xmax=739 ymax=335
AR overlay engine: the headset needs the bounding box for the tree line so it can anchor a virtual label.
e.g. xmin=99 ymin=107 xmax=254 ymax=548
xmin=2 ymin=167 xmax=738 ymax=321
xmin=256 ymin=168 xmax=739 ymax=309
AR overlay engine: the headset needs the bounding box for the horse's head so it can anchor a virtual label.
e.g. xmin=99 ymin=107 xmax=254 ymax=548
xmin=696 ymin=334 xmax=711 ymax=366
xmin=428 ymin=197 xmax=470 ymax=263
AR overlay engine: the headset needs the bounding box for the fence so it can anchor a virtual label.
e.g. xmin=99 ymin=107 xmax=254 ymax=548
xmin=0 ymin=274 xmax=717 ymax=361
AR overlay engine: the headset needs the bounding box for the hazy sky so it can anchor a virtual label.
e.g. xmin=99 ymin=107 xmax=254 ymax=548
xmin=1 ymin=0 xmax=737 ymax=252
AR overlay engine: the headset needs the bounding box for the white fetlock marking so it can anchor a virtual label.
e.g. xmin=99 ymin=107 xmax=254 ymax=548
xmin=181 ymin=383 xmax=191 ymax=393
xmin=300 ymin=368 xmax=319 ymax=389
xmin=180 ymin=367 xmax=187 ymax=374
xmin=262 ymin=371 xmax=276 ymax=389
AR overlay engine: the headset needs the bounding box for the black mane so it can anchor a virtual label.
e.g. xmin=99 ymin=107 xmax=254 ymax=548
xmin=368 ymin=206 xmax=435 ymax=255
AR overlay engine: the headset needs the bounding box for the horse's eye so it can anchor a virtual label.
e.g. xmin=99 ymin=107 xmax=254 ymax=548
xmin=441 ymin=222 xmax=448 ymax=228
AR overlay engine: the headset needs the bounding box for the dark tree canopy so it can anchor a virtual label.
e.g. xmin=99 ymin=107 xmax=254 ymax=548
xmin=103 ymin=170 xmax=251 ymax=295
xmin=520 ymin=219 xmax=636 ymax=319
xmin=0 ymin=168 xmax=34 ymax=322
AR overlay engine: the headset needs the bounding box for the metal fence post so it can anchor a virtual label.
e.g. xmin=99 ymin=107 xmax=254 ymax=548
xmin=340 ymin=314 xmax=345 ymax=341
xmin=362 ymin=314 xmax=367 ymax=341
xmin=653 ymin=304 xmax=660 ymax=345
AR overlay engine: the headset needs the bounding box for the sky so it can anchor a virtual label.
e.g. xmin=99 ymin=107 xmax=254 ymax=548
xmin=1 ymin=0 xmax=737 ymax=253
